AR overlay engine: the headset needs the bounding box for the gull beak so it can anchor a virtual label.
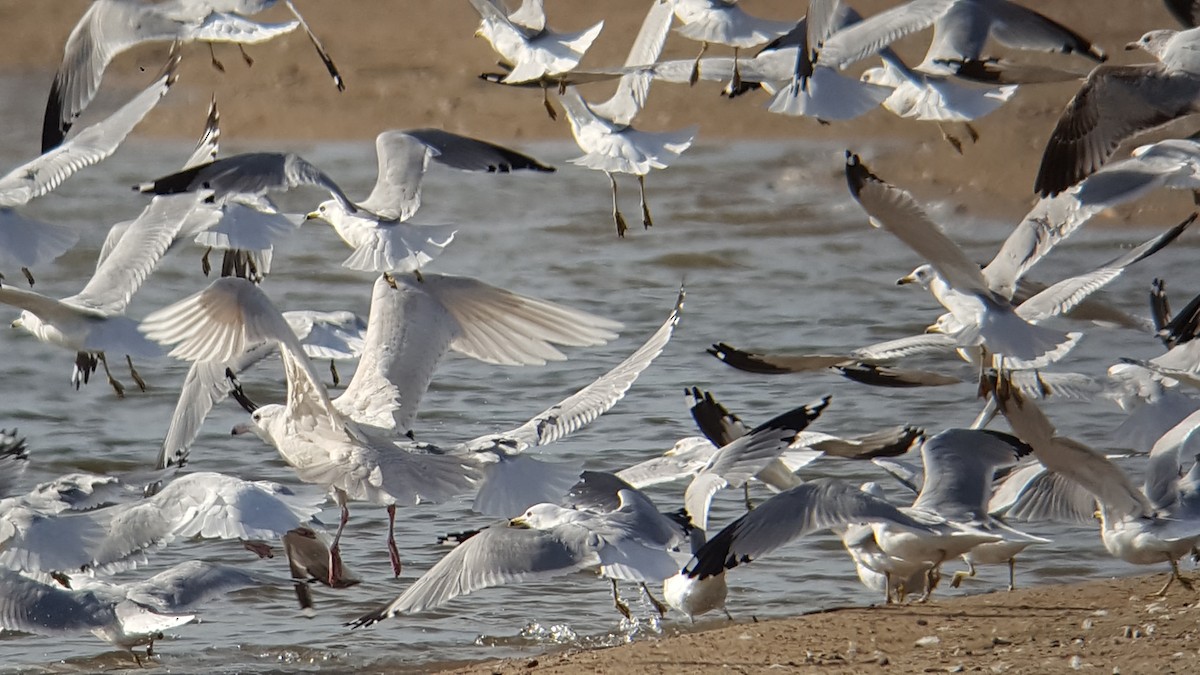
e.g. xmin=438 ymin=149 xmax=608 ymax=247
xmin=896 ymin=274 xmax=918 ymax=286
xmin=1124 ymin=41 xmax=1139 ymax=50
xmin=304 ymin=211 xmax=321 ymax=221
xmin=508 ymin=517 xmax=529 ymax=528
xmin=231 ymin=423 xmax=255 ymax=436
xmin=9 ymin=319 xmax=20 ymax=329
xmin=925 ymin=323 xmax=944 ymax=334
xmin=474 ymin=28 xmax=483 ymax=38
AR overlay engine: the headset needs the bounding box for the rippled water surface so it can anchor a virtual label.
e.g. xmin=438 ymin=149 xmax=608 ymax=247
xmin=0 ymin=129 xmax=1194 ymax=674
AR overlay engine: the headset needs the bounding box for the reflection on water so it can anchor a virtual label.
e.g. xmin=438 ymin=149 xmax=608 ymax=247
xmin=0 ymin=132 xmax=1193 ymax=673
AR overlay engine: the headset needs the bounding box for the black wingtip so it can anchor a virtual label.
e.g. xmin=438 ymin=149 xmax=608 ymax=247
xmin=844 ymin=151 xmax=872 ymax=198
xmin=345 ymin=608 xmax=388 ymax=630
xmin=41 ymin=72 xmax=69 ymax=153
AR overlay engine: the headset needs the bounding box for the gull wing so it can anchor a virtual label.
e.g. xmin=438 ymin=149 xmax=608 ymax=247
xmin=845 ymin=153 xmax=992 ymax=297
xmin=910 ymin=428 xmax=1032 ymax=518
xmin=683 ymin=479 xmax=936 ymax=579
xmin=588 ymin=0 xmax=675 ymax=125
xmin=0 ymin=568 xmax=115 ymax=636
xmin=0 ymin=59 xmax=177 ymax=208
xmin=1034 ymin=64 xmax=1200 ymax=196
xmin=138 ymin=152 xmax=356 ymax=212
xmin=1145 ymin=408 xmax=1200 ymax=511
xmin=816 ymin=0 xmax=955 ymax=69
xmin=124 ymin=560 xmax=268 ymax=613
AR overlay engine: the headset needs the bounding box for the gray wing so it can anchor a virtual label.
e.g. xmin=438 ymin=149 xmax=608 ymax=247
xmin=810 ymin=425 xmax=925 ymax=459
xmin=349 ymin=524 xmax=598 ymax=624
xmin=683 ymin=478 xmax=935 ymax=579
xmin=984 ymin=0 xmax=1104 ymax=61
xmin=1016 ymin=214 xmax=1194 ymax=323
xmin=845 ymin=153 xmax=993 ymax=296
xmin=706 ymin=342 xmax=850 ymax=374
xmin=816 ymin=0 xmax=955 ymax=69
xmin=1034 ymin=64 xmax=1200 ymax=196
xmin=988 ymin=461 xmax=1097 ymax=523
xmin=138 ymin=152 xmax=356 ymax=211
xmin=1145 ymin=408 xmax=1200 ymax=512
xmin=910 ymin=428 xmax=1032 ymax=518
xmin=125 ymin=560 xmax=268 ymax=612
xmin=0 ymin=429 xmax=29 ymax=500
xmin=0 ymin=59 xmax=176 ymax=207
xmin=0 ymin=568 xmax=115 ymax=636
xmin=406 ymin=129 xmax=555 ymax=174
xmin=183 ymin=96 xmax=221 ymax=170
xmin=66 ymin=194 xmax=201 ymax=314
xmin=981 ymin=192 xmax=1100 ymax=298
xmin=614 ymin=437 xmax=717 ymax=489
xmin=356 ymin=131 xmax=433 ymax=220
xmin=42 ymin=0 xmax=183 ymax=151
xmin=588 ymin=0 xmax=675 ymax=125
xmin=475 ymin=288 xmax=682 ymax=452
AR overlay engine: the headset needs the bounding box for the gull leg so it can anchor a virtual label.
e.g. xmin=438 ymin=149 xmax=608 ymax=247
xmin=73 ymin=351 xmax=97 ymax=389
xmin=884 ymin=571 xmax=894 ymax=605
xmin=542 ymin=86 xmax=558 ymax=121
xmin=328 ymin=500 xmax=350 ymax=587
xmin=743 ymin=483 xmax=754 ymax=511
xmin=1157 ymin=557 xmax=1192 ymax=596
xmin=938 ymin=123 xmax=964 ymax=154
xmin=611 ymin=579 xmax=632 ymax=620
xmin=413 ymin=268 xmax=425 ymax=283
xmin=1007 ymin=557 xmax=1017 ymax=591
xmin=208 ymin=43 xmax=226 ymax=72
xmin=127 ymin=355 xmax=147 ymax=392
xmin=99 ymin=353 xmax=125 ymax=399
xmin=963 ymin=122 xmax=980 ymax=143
xmin=689 ymin=42 xmax=709 ymax=86
xmin=330 ymin=360 xmax=341 ymax=387
xmin=20 ymin=267 xmax=34 ymax=286
xmin=723 ymin=608 xmax=733 ymax=621
xmin=949 ymin=559 xmax=976 ymax=589
xmin=201 ymin=247 xmax=212 ymax=276
xmin=638 ymin=174 xmax=653 ymax=229
xmin=641 ymin=582 xmax=669 ymax=617
xmin=243 ymin=540 xmax=274 ymax=559
xmin=608 ymin=173 xmax=627 ymax=237
xmin=238 ymin=44 xmax=254 ymax=67
xmin=245 ymin=253 xmax=261 ymax=283
xmin=386 ymin=504 xmax=402 ymax=577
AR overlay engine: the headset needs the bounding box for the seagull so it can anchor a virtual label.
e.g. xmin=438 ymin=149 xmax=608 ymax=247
xmin=0 ymin=560 xmax=269 ymax=664
xmin=558 ymin=0 xmax=697 ymax=236
xmin=0 ymin=471 xmax=322 ymax=575
xmin=347 ymin=484 xmax=684 ymax=626
xmin=845 ymin=152 xmax=1078 ymax=365
xmin=43 ymin=0 xmax=343 ymax=152
xmin=991 ymin=375 xmax=1200 ymax=595
xmin=304 ymin=128 xmax=554 ymax=273
xmin=666 ymin=0 xmax=795 ymax=91
xmin=1034 ymin=27 xmax=1200 ymax=196
xmin=1071 ymin=138 xmax=1200 ymax=210
xmin=469 ymin=0 xmax=604 ymax=118
xmin=836 ymin=483 xmax=931 ymax=604
xmin=142 ymin=275 xmax=618 ymax=582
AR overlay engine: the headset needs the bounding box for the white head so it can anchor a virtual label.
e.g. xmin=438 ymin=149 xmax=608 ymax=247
xmin=510 ymin=502 xmax=571 ymax=529
xmin=1125 ymin=30 xmax=1178 ymax=59
xmin=896 ymin=263 xmax=936 ymax=288
xmin=305 ymin=199 xmax=353 ymax=226
xmin=231 ymin=403 xmax=285 ymax=445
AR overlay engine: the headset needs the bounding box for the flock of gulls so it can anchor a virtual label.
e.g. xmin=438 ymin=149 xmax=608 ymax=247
xmin=7 ymin=0 xmax=1200 ymax=667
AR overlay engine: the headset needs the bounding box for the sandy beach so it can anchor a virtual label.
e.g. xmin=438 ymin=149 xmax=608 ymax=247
xmin=0 ymin=1 xmax=1196 ymax=222
xmin=448 ymin=572 xmax=1200 ymax=674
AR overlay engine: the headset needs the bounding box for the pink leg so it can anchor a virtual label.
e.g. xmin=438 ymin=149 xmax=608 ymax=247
xmin=328 ymin=502 xmax=350 ymax=587
xmin=387 ymin=504 xmax=402 ymax=577
xmin=242 ymin=540 xmax=274 ymax=559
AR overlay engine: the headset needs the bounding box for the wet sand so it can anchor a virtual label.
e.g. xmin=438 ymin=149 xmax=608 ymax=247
xmin=448 ymin=572 xmax=1200 ymax=674
xmin=0 ymin=1 xmax=1195 ymax=222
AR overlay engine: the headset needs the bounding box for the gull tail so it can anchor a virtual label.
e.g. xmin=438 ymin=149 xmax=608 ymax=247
xmin=963 ymin=303 xmax=1080 ymax=365
xmin=768 ymin=68 xmax=891 ymax=121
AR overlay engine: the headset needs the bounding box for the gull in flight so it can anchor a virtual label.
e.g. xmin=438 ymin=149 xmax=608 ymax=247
xmin=305 ymin=128 xmax=555 ymax=273
xmin=845 ymin=152 xmax=1079 ymax=365
xmin=1034 ymin=26 xmax=1200 ymax=196
xmin=142 ymin=274 xmax=619 ymax=582
xmin=559 ymin=0 xmax=696 ymax=236
xmin=44 ymin=0 xmax=342 ymax=151
xmin=348 ymin=483 xmax=685 ymax=627
xmin=469 ymin=0 xmax=605 ymax=118
xmin=666 ymin=0 xmax=795 ymax=90
xmin=0 ymin=54 xmax=178 ymax=287
xmin=0 ymin=560 xmax=270 ymax=664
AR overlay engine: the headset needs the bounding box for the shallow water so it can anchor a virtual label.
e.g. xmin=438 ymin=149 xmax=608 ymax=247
xmin=0 ymin=129 xmax=1194 ymax=674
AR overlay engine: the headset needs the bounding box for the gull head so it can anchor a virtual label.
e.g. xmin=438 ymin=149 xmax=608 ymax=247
xmin=510 ymin=503 xmax=572 ymax=529
xmin=305 ymin=199 xmax=351 ymax=225
xmin=1126 ymin=30 xmax=1177 ymax=58
xmin=897 ymin=264 xmax=935 ymax=288
xmin=232 ymin=403 xmax=284 ymax=445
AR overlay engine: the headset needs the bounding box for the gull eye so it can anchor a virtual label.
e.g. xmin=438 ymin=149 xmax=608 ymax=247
xmin=252 ymin=413 xmax=261 ymax=422
xmin=319 ymin=204 xmax=326 ymax=212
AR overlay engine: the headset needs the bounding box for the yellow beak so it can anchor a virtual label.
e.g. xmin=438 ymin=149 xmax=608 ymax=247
xmin=508 ymin=517 xmax=529 ymax=528
xmin=10 ymin=319 xmax=21 ymax=329
xmin=924 ymin=323 xmax=944 ymax=334
xmin=897 ymin=274 xmax=917 ymax=285
xmin=304 ymin=211 xmax=321 ymax=221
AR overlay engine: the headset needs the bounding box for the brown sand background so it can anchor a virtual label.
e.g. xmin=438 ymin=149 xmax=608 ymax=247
xmin=3 ymin=2 xmax=1199 ymax=672
xmin=0 ymin=1 xmax=1196 ymax=223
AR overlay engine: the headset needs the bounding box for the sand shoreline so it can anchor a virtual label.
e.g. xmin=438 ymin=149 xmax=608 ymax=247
xmin=442 ymin=572 xmax=1200 ymax=674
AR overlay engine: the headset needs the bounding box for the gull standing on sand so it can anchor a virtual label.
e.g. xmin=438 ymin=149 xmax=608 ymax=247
xmin=44 ymin=0 xmax=342 ymax=151
xmin=305 ymin=128 xmax=554 ymax=273
xmin=469 ymin=0 xmax=604 ymax=118
xmin=1034 ymin=27 xmax=1200 ymax=196
xmin=559 ymin=0 xmax=697 ymax=236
